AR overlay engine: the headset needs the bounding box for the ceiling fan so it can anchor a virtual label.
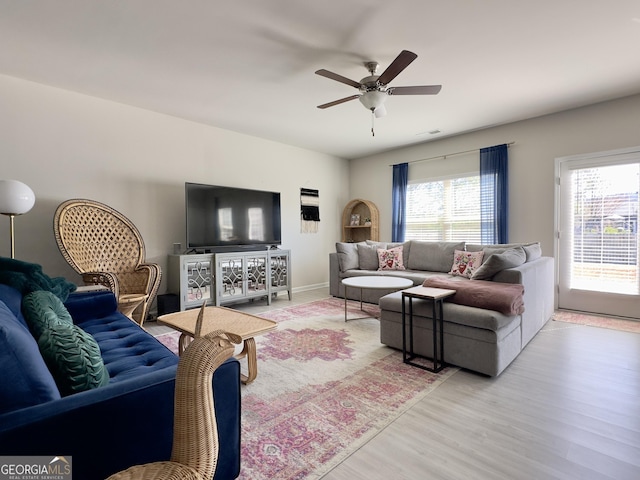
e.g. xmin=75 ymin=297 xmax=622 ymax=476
xmin=315 ymin=50 xmax=441 ymax=135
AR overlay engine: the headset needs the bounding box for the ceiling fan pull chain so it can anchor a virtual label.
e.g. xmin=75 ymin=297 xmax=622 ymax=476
xmin=371 ymin=111 xmax=375 ymax=137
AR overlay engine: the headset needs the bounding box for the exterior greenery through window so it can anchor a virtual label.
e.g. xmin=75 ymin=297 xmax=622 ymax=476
xmin=405 ymin=174 xmax=482 ymax=243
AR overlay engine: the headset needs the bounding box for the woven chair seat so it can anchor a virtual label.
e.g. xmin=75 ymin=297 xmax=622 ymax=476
xmin=54 ymin=199 xmax=161 ymax=327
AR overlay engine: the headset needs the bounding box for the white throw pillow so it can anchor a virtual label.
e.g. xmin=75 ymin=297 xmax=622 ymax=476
xmin=377 ymin=246 xmax=405 ymax=271
xmin=449 ymin=250 xmax=484 ymax=278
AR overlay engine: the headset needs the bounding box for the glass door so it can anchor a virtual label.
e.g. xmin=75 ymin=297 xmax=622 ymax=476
xmin=184 ymin=256 xmax=213 ymax=308
xmin=217 ymin=255 xmax=245 ymax=302
xmin=557 ymin=148 xmax=640 ymax=319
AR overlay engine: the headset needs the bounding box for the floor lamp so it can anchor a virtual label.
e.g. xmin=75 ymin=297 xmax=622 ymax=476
xmin=0 ymin=180 xmax=36 ymax=259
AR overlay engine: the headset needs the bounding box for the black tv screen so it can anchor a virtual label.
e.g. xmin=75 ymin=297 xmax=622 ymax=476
xmin=185 ymin=182 xmax=282 ymax=250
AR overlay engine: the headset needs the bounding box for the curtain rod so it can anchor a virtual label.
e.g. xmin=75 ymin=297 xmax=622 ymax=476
xmin=389 ymin=141 xmax=516 ymax=166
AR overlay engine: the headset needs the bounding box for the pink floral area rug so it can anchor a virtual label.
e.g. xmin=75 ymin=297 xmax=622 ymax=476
xmin=156 ymin=297 xmax=458 ymax=480
xmin=552 ymin=309 xmax=640 ymax=334
xmin=155 ymin=330 xmax=180 ymax=353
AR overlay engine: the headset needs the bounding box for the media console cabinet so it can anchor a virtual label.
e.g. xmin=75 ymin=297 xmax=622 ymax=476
xmin=167 ymin=249 xmax=291 ymax=311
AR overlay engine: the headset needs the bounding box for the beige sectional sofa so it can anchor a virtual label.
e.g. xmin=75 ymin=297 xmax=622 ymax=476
xmin=329 ymin=240 xmax=555 ymax=376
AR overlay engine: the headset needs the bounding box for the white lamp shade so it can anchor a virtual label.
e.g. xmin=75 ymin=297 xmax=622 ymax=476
xmin=0 ymin=180 xmax=36 ymax=215
xmin=374 ymin=104 xmax=387 ymax=118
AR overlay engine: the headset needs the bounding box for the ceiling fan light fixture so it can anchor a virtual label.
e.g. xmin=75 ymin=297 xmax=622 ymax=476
xmin=315 ymin=50 xmax=441 ymax=135
xmin=374 ymin=104 xmax=387 ymax=118
xmin=359 ymin=90 xmax=387 ymax=111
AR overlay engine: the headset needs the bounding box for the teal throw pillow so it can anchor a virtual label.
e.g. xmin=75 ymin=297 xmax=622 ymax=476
xmin=22 ymin=290 xmax=73 ymax=340
xmin=37 ymin=320 xmax=109 ymax=396
xmin=22 ymin=290 xmax=109 ymax=396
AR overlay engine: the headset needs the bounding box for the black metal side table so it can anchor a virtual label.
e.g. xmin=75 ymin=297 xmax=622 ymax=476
xmin=401 ymin=286 xmax=456 ymax=373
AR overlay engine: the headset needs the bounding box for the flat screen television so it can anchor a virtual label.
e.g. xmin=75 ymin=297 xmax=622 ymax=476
xmin=185 ymin=182 xmax=282 ymax=251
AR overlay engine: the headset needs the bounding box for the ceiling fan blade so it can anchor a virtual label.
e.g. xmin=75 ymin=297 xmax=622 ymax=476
xmin=317 ymin=95 xmax=360 ymax=109
xmin=388 ymin=85 xmax=442 ymax=95
xmin=315 ymin=69 xmax=362 ymax=89
xmin=377 ymin=50 xmax=418 ymax=86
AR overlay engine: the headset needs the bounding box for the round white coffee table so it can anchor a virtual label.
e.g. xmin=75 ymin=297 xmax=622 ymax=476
xmin=342 ymin=276 xmax=413 ymax=321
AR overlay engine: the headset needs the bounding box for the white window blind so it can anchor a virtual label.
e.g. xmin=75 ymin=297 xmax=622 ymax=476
xmin=570 ymin=163 xmax=639 ymax=294
xmin=406 ymin=174 xmax=481 ymax=242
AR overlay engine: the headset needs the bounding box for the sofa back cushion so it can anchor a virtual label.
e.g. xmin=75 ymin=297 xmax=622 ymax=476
xmin=466 ymin=242 xmax=542 ymax=263
xmin=407 ymin=241 xmax=465 ymax=272
xmin=0 ymin=285 xmax=28 ymax=329
xmin=471 ymin=246 xmax=527 ymax=280
xmin=522 ymin=242 xmax=542 ymax=262
xmin=335 ymin=242 xmax=362 ymax=272
xmin=357 ymin=244 xmax=380 ymax=270
xmin=0 ymin=301 xmax=61 ymax=414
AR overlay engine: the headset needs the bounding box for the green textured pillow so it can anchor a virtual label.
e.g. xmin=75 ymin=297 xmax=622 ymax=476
xmin=37 ymin=321 xmax=109 ymax=396
xmin=22 ymin=290 xmax=73 ymax=340
xmin=22 ymin=291 xmax=109 ymax=396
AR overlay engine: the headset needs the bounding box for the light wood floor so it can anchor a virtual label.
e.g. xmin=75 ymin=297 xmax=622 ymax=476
xmin=146 ymin=288 xmax=640 ymax=480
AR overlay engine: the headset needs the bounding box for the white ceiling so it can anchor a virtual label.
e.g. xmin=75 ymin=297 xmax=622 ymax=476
xmin=1 ymin=1 xmax=640 ymax=159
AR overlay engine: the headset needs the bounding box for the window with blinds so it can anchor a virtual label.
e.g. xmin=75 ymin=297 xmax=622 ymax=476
xmin=570 ymin=163 xmax=639 ymax=294
xmin=406 ymin=174 xmax=481 ymax=242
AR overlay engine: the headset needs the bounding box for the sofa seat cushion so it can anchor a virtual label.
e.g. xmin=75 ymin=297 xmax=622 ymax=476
xmin=0 ymin=301 xmax=61 ymax=414
xmin=79 ymin=313 xmax=178 ymax=383
xmin=379 ymin=291 xmax=520 ymax=338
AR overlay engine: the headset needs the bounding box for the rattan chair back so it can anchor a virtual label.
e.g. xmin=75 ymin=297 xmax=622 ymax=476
xmin=54 ymin=199 xmax=161 ymax=325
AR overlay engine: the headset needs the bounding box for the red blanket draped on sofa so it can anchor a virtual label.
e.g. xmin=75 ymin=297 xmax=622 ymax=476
xmin=423 ymin=277 xmax=525 ymax=315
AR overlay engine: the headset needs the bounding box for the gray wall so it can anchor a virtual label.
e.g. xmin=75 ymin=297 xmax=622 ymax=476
xmin=3 ymin=70 xmax=639 ymax=295
xmin=0 ymin=74 xmax=349 ymax=293
xmin=349 ymin=93 xmax=640 ymax=258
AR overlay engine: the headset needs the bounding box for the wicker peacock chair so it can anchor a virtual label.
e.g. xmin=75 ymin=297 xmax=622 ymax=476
xmin=106 ymin=328 xmax=241 ymax=480
xmin=53 ymin=199 xmax=161 ymax=327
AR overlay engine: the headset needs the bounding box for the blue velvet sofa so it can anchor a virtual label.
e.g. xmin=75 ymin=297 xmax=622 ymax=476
xmin=0 ymin=284 xmax=241 ymax=480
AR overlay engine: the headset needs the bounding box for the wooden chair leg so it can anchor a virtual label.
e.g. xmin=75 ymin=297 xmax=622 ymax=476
xmin=234 ymin=338 xmax=257 ymax=384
